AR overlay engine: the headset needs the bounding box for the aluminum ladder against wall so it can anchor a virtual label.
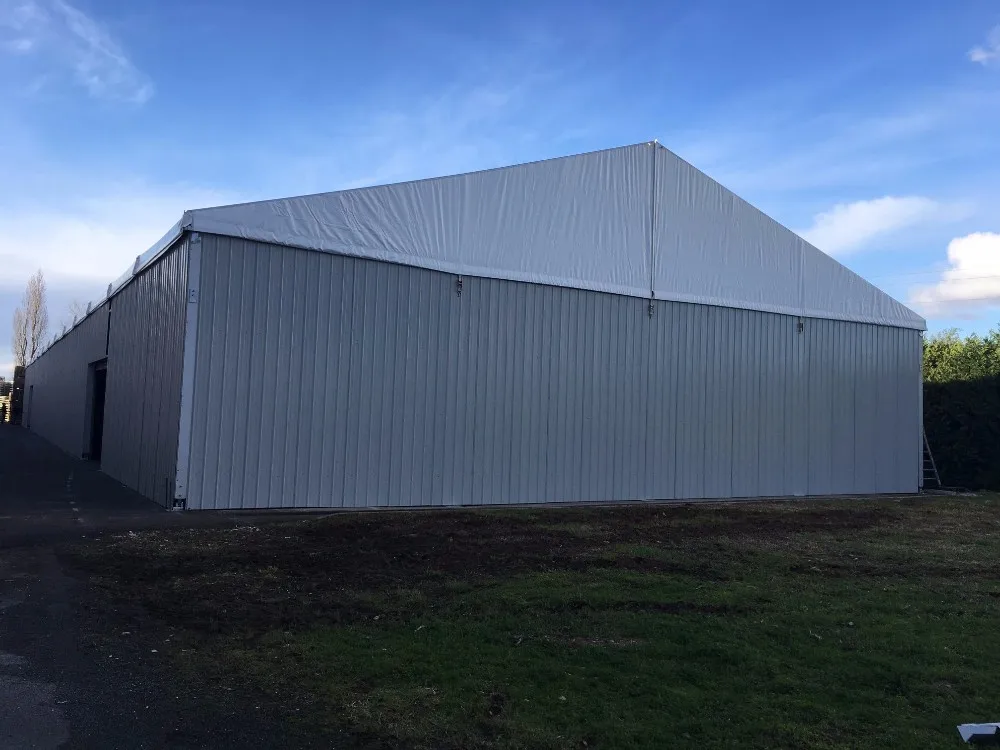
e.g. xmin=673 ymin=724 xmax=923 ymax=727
xmin=922 ymin=429 xmax=942 ymax=489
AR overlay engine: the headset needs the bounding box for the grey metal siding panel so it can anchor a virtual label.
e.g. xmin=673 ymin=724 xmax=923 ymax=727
xmin=875 ymin=326 xmax=901 ymax=493
xmin=854 ymin=324 xmax=878 ymax=492
xmin=802 ymin=319 xmax=924 ymax=496
xmin=828 ymin=321 xmax=857 ymax=495
xmin=807 ymin=318 xmax=835 ymax=495
xmin=23 ymin=303 xmax=110 ymax=456
xmin=754 ymin=314 xmax=784 ymax=496
xmin=903 ymin=330 xmax=923 ymax=489
xmin=646 ymin=299 xmax=680 ymax=499
xmin=187 ymin=235 xmax=922 ymax=510
xmin=101 ymin=238 xmax=188 ymax=506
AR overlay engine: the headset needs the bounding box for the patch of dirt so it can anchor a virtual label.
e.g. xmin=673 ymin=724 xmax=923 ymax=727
xmin=607 ymin=556 xmax=733 ymax=580
xmin=567 ymin=637 xmax=643 ymax=648
xmin=791 ymin=559 xmax=1000 ymax=580
xmin=62 ymin=501 xmax=894 ymax=636
xmin=619 ymin=600 xmax=744 ymax=615
xmin=486 ymin=691 xmax=506 ymax=717
xmin=559 ymin=598 xmax=743 ymax=616
xmin=536 ymin=634 xmax=644 ymax=649
xmin=664 ymin=505 xmax=894 ymax=537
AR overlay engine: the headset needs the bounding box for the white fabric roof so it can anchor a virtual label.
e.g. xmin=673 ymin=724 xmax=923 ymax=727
xmin=138 ymin=142 xmax=926 ymax=330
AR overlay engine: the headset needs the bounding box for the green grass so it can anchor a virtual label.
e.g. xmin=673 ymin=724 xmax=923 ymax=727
xmin=69 ymin=495 xmax=1000 ymax=748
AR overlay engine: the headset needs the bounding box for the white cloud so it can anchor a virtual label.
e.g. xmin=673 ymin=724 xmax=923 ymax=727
xmin=797 ymin=196 xmax=965 ymax=256
xmin=0 ymin=182 xmax=237 ymax=291
xmin=0 ymin=0 xmax=151 ymax=102
xmin=969 ymin=26 xmax=1000 ymax=66
xmin=909 ymin=233 xmax=1000 ymax=316
xmin=669 ymin=80 xmax=1000 ymax=199
xmin=252 ymin=30 xmax=597 ymax=197
xmin=272 ymin=79 xmax=569 ymax=196
xmin=0 ymin=180 xmax=237 ymax=370
xmin=2 ymin=37 xmax=33 ymax=53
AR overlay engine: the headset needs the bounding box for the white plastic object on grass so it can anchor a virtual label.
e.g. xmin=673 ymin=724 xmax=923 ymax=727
xmin=958 ymin=723 xmax=1000 ymax=744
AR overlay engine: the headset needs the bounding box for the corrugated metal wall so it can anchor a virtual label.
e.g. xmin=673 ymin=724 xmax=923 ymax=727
xmin=186 ymin=235 xmax=921 ymax=510
xmin=23 ymin=303 xmax=110 ymax=457
xmin=101 ymin=238 xmax=189 ymax=506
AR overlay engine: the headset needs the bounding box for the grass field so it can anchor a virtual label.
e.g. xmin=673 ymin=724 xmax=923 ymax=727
xmin=69 ymin=495 xmax=1000 ymax=749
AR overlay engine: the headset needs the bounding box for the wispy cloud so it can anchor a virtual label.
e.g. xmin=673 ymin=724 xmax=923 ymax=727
xmin=910 ymin=233 xmax=1000 ymax=316
xmin=260 ymin=86 xmax=525 ymax=198
xmin=0 ymin=0 xmax=151 ymax=102
xmin=797 ymin=196 xmax=970 ymax=256
xmin=330 ymin=84 xmax=528 ymax=190
xmin=0 ymin=28 xmax=580 ymax=365
xmin=2 ymin=37 xmax=33 ymax=53
xmin=255 ymin=31 xmax=604 ymax=197
xmin=669 ymin=83 xmax=1000 ymax=200
xmin=0 ymin=182 xmax=236 ymax=291
xmin=0 ymin=177 xmax=237 ymax=369
xmin=969 ymin=26 xmax=1000 ymax=66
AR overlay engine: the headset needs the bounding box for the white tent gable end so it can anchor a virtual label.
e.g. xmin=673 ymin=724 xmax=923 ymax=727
xmin=167 ymin=143 xmax=924 ymax=330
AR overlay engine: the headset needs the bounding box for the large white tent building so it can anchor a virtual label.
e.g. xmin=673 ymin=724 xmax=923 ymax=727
xmin=24 ymin=142 xmax=926 ymax=510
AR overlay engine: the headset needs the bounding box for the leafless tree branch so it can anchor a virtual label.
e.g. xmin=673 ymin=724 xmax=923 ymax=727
xmin=11 ymin=270 xmax=49 ymax=365
xmin=11 ymin=307 xmax=27 ymax=367
xmin=61 ymin=299 xmax=88 ymax=332
xmin=24 ymin=269 xmax=49 ymax=362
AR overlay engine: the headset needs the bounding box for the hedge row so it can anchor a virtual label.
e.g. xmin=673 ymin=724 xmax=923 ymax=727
xmin=922 ymin=327 xmax=1000 ymax=489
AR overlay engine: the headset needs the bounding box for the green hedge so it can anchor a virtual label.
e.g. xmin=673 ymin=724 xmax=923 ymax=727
xmin=923 ymin=327 xmax=1000 ymax=489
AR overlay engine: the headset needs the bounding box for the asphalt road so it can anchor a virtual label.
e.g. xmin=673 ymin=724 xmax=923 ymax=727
xmin=0 ymin=425 xmax=335 ymax=749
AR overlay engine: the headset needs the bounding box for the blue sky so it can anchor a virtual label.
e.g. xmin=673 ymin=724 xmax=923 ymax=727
xmin=1 ymin=0 xmax=999 ymax=376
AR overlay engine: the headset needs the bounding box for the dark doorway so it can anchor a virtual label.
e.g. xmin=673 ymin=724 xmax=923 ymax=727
xmin=89 ymin=362 xmax=107 ymax=463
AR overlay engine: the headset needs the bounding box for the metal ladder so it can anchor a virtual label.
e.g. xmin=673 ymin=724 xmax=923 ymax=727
xmin=922 ymin=429 xmax=942 ymax=489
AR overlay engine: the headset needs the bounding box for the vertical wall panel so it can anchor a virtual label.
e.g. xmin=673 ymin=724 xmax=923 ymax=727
xmin=645 ymin=297 xmax=678 ymax=499
xmin=854 ymin=324 xmax=878 ymax=492
xmin=24 ymin=303 xmax=110 ymax=456
xmin=755 ymin=315 xmax=782 ymax=496
xmin=829 ymin=322 xmax=858 ymax=495
xmin=807 ymin=319 xmax=834 ymax=495
xmin=187 ymin=235 xmax=923 ymax=510
xmin=899 ymin=328 xmax=923 ymax=491
xmin=101 ymin=238 xmax=188 ymax=506
xmin=730 ymin=311 xmax=759 ymax=497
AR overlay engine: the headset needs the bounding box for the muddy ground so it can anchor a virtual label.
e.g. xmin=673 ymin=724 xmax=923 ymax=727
xmin=66 ymin=499 xmax=897 ymax=636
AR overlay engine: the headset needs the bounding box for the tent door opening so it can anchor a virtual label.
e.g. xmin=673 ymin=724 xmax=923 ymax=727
xmin=86 ymin=360 xmax=107 ymax=463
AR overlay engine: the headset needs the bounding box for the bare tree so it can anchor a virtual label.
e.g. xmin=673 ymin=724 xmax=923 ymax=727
xmin=11 ymin=307 xmax=28 ymax=367
xmin=11 ymin=270 xmax=49 ymax=366
xmin=61 ymin=299 xmax=88 ymax=331
xmin=25 ymin=270 xmax=48 ymax=362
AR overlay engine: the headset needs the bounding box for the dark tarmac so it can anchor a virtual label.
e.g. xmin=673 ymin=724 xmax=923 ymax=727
xmin=0 ymin=426 xmax=337 ymax=749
